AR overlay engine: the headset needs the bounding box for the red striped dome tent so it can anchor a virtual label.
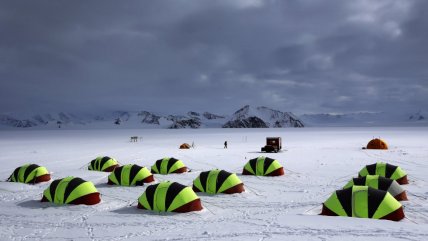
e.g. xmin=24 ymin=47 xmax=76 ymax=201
xmin=8 ymin=164 xmax=51 ymax=184
xmin=344 ymin=175 xmax=407 ymax=201
xmin=193 ymin=169 xmax=244 ymax=194
xmin=138 ymin=181 xmax=202 ymax=213
xmin=242 ymin=156 xmax=284 ymax=176
xmin=358 ymin=162 xmax=408 ymax=185
xmin=88 ymin=156 xmax=119 ymax=172
xmin=321 ymin=186 xmax=404 ymax=221
xmin=41 ymin=176 xmax=100 ymax=205
xmin=151 ymin=157 xmax=188 ymax=174
xmin=108 ymin=164 xmax=154 ymax=186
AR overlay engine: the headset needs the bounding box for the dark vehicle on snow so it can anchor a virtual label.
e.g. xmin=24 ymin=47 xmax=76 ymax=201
xmin=261 ymin=137 xmax=282 ymax=153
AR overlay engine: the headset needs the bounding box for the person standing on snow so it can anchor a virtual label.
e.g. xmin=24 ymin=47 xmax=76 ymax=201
xmin=224 ymin=141 xmax=228 ymax=149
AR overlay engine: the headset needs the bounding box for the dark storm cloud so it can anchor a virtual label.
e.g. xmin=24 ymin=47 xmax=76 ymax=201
xmin=0 ymin=0 xmax=427 ymax=114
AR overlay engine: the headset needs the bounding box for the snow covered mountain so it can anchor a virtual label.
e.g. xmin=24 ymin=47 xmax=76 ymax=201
xmin=3 ymin=107 xmax=425 ymax=129
xmin=301 ymin=110 xmax=428 ymax=127
xmin=0 ymin=114 xmax=38 ymax=128
xmin=0 ymin=110 xmax=226 ymax=129
xmin=0 ymin=112 xmax=91 ymax=128
xmin=0 ymin=106 xmax=305 ymax=129
xmin=408 ymin=110 xmax=426 ymax=121
xmin=223 ymin=105 xmax=304 ymax=128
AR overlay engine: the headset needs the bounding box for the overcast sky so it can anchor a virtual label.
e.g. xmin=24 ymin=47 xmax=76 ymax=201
xmin=0 ymin=0 xmax=427 ymax=115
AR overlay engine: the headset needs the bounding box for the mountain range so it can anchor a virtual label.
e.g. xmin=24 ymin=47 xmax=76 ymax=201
xmin=300 ymin=110 xmax=427 ymax=127
xmin=0 ymin=106 xmax=426 ymax=129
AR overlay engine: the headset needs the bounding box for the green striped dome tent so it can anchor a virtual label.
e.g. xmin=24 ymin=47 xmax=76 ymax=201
xmin=321 ymin=186 xmax=404 ymax=221
xmin=108 ymin=164 xmax=154 ymax=186
xmin=151 ymin=157 xmax=187 ymax=174
xmin=138 ymin=181 xmax=202 ymax=213
xmin=88 ymin=156 xmax=119 ymax=172
xmin=193 ymin=169 xmax=245 ymax=194
xmin=242 ymin=156 xmax=284 ymax=176
xmin=358 ymin=162 xmax=408 ymax=185
xmin=344 ymin=175 xmax=407 ymax=201
xmin=41 ymin=176 xmax=100 ymax=205
xmin=8 ymin=164 xmax=50 ymax=184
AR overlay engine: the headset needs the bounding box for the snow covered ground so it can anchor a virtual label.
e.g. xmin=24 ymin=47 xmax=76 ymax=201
xmin=0 ymin=127 xmax=427 ymax=241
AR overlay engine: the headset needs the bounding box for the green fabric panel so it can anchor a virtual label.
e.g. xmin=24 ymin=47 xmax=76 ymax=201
xmin=390 ymin=167 xmax=406 ymax=180
xmin=160 ymin=158 xmax=170 ymax=174
xmin=101 ymin=158 xmax=117 ymax=171
xmin=11 ymin=169 xmax=17 ymax=182
xmin=122 ymin=165 xmax=133 ymax=186
xmin=65 ymin=181 xmax=98 ymax=203
xmin=25 ymin=166 xmax=49 ymax=183
xmin=243 ymin=162 xmax=255 ymax=174
xmin=154 ymin=182 xmax=169 ymax=211
xmin=218 ymin=173 xmax=242 ymax=193
xmin=265 ymin=160 xmax=283 ymax=175
xmin=138 ymin=192 xmax=151 ymax=210
xmin=352 ymin=186 xmax=368 ymax=218
xmin=256 ymin=157 xmax=265 ymax=176
xmin=168 ymin=160 xmax=185 ymax=173
xmin=365 ymin=175 xmax=379 ymax=189
xmin=376 ymin=163 xmax=386 ymax=177
xmin=108 ymin=171 xmax=120 ymax=185
xmin=18 ymin=164 xmax=30 ymax=183
xmin=358 ymin=167 xmax=369 ymax=177
xmin=96 ymin=157 xmax=101 ymax=170
xmin=54 ymin=177 xmax=74 ymax=204
xmin=132 ymin=167 xmax=152 ymax=185
xmin=151 ymin=163 xmax=159 ymax=173
xmin=97 ymin=157 xmax=104 ymax=171
xmin=11 ymin=166 xmax=21 ymax=182
xmin=24 ymin=168 xmax=36 ymax=183
xmin=35 ymin=166 xmax=49 ymax=176
xmin=372 ymin=193 xmax=402 ymax=219
xmin=168 ymin=187 xmax=199 ymax=212
xmin=88 ymin=157 xmax=95 ymax=170
xmin=140 ymin=167 xmax=152 ymax=180
xmin=343 ymin=180 xmax=354 ymax=189
xmin=206 ymin=170 xmax=219 ymax=194
xmin=94 ymin=157 xmax=102 ymax=170
xmin=96 ymin=156 xmax=103 ymax=165
xmin=193 ymin=176 xmax=204 ymax=192
xmin=324 ymin=192 xmax=347 ymax=216
xmin=43 ymin=187 xmax=53 ymax=202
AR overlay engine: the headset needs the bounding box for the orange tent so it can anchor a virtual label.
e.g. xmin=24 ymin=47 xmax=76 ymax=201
xmin=179 ymin=143 xmax=191 ymax=149
xmin=366 ymin=138 xmax=388 ymax=150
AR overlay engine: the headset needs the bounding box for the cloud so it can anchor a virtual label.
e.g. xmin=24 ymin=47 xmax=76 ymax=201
xmin=0 ymin=0 xmax=426 ymax=115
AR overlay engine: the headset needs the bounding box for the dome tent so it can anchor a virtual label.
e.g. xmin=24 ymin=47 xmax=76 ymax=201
xmin=138 ymin=181 xmax=202 ymax=213
xmin=108 ymin=164 xmax=154 ymax=186
xmin=41 ymin=176 xmax=100 ymax=205
xmin=193 ymin=169 xmax=244 ymax=194
xmin=321 ymin=186 xmax=404 ymax=221
xmin=9 ymin=164 xmax=50 ymax=184
xmin=344 ymin=175 xmax=407 ymax=201
xmin=366 ymin=138 xmax=388 ymax=150
xmin=151 ymin=157 xmax=187 ymax=174
xmin=359 ymin=162 xmax=408 ymax=185
xmin=179 ymin=143 xmax=191 ymax=149
xmin=242 ymin=156 xmax=284 ymax=176
xmin=88 ymin=156 xmax=119 ymax=172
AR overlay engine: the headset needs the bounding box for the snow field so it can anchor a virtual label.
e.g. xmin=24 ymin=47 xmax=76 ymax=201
xmin=0 ymin=127 xmax=427 ymax=240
